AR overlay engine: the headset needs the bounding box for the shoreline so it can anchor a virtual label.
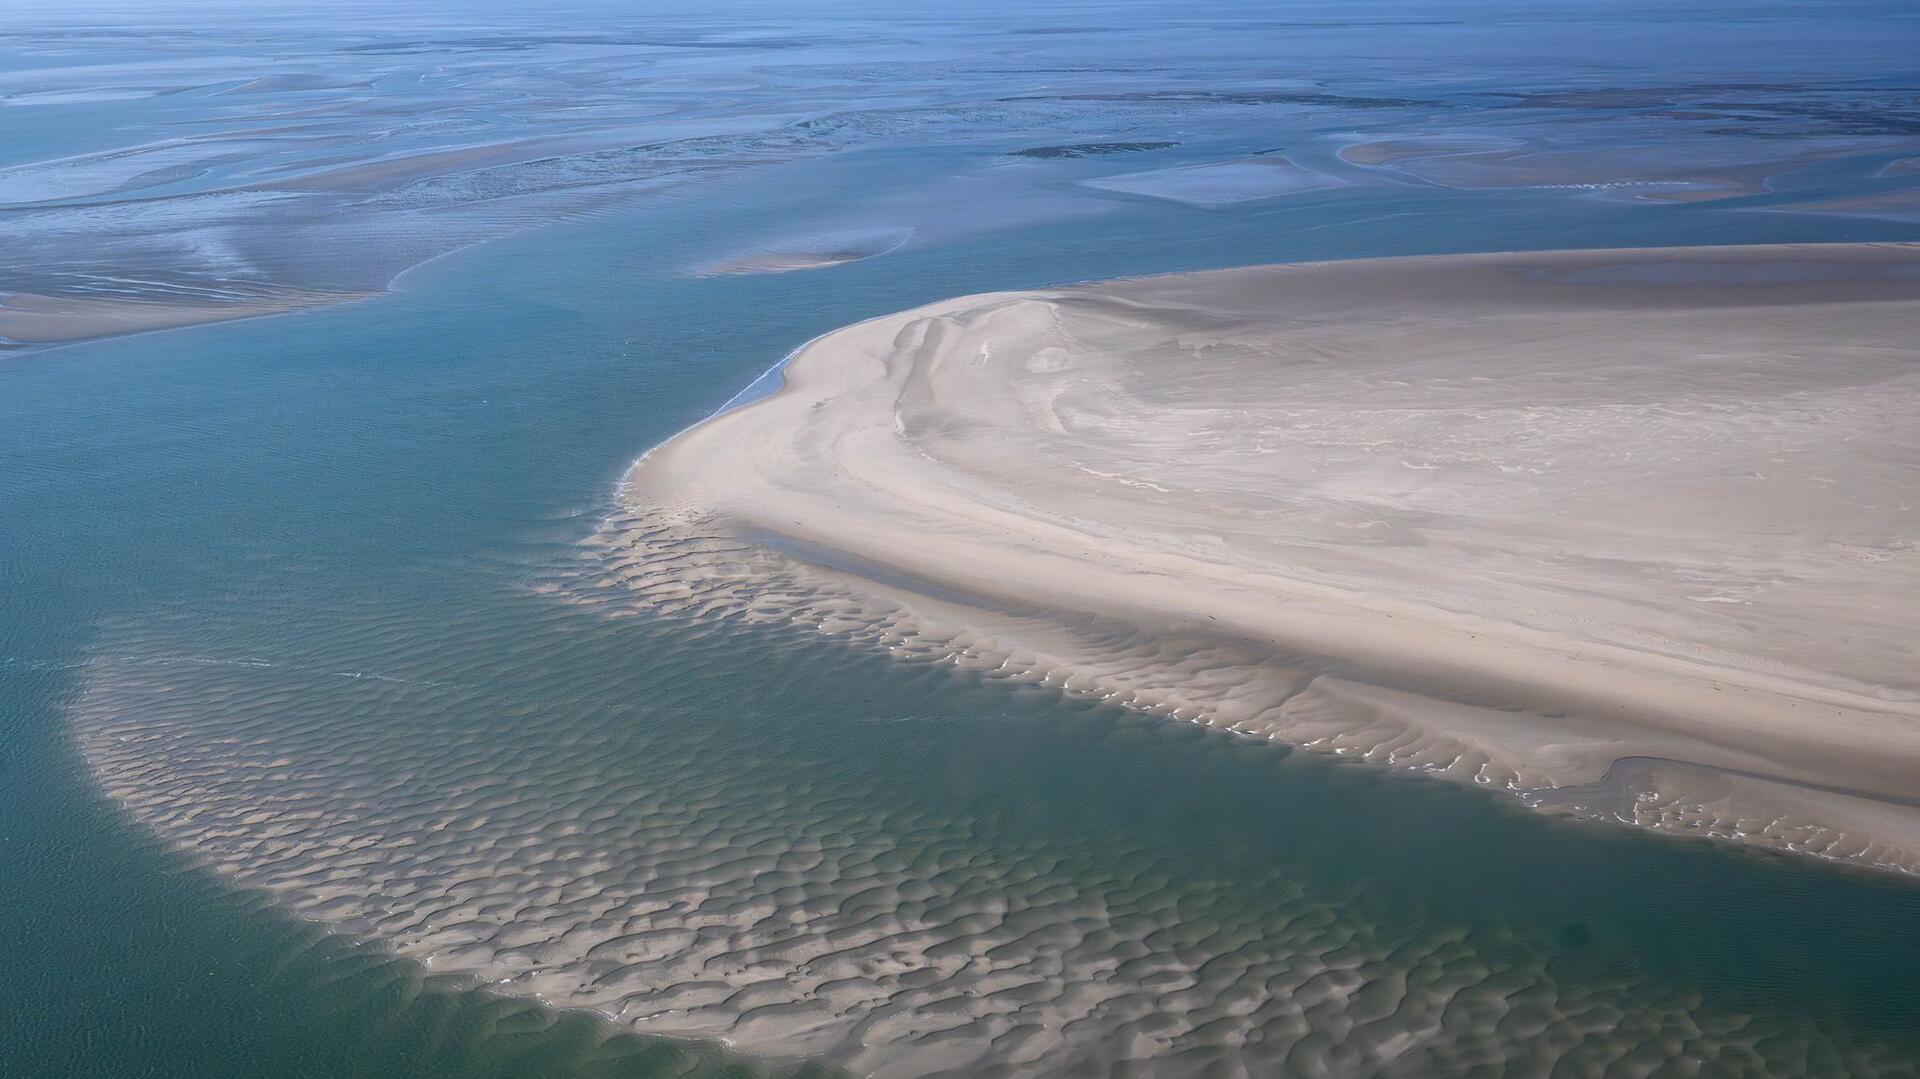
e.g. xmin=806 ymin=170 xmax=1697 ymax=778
xmin=615 ymin=242 xmax=1920 ymax=874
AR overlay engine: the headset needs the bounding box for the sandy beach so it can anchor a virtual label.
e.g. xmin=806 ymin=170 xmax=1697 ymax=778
xmin=618 ymin=243 xmax=1920 ymax=873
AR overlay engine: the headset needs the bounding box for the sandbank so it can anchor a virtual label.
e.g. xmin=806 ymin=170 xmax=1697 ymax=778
xmin=1339 ymin=140 xmax=1906 ymax=203
xmin=0 ymin=287 xmax=362 ymax=348
xmin=617 ymin=243 xmax=1920 ymax=873
xmin=699 ymin=228 xmax=913 ymax=276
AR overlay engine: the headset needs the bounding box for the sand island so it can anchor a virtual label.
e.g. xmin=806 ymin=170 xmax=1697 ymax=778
xmin=611 ymin=243 xmax=1920 ymax=873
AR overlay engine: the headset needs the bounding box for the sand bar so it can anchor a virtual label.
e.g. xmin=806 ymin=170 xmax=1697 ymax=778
xmin=0 ymin=287 xmax=364 ymax=348
xmin=619 ymin=243 xmax=1920 ymax=873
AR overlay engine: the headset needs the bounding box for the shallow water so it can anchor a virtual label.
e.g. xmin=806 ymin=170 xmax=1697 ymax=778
xmin=6 ymin=1 xmax=1920 ymax=1075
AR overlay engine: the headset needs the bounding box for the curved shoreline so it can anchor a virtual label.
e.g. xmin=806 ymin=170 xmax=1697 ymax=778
xmin=618 ymin=243 xmax=1920 ymax=874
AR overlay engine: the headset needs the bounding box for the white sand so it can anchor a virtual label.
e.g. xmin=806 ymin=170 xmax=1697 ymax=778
xmin=620 ymin=243 xmax=1920 ymax=873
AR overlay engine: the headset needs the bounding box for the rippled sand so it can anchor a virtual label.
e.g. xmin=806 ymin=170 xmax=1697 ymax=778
xmin=70 ymin=606 xmax=1920 ymax=1077
xmin=617 ymin=243 xmax=1920 ymax=875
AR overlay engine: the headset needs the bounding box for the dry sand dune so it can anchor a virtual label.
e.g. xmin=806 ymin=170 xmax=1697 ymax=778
xmin=617 ymin=243 xmax=1920 ymax=873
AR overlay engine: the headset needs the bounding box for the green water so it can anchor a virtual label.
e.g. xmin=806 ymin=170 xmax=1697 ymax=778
xmin=6 ymin=7 xmax=1920 ymax=1073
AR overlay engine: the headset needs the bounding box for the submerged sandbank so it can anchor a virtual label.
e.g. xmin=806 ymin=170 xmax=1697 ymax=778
xmin=617 ymin=243 xmax=1920 ymax=873
xmin=698 ymin=228 xmax=914 ymax=276
xmin=0 ymin=288 xmax=365 ymax=349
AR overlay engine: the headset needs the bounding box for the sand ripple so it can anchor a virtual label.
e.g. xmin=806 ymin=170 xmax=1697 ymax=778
xmin=68 ymin=545 xmax=1920 ymax=1075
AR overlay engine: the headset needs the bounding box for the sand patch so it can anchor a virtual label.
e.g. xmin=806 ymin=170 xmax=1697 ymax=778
xmin=1008 ymin=140 xmax=1178 ymax=159
xmin=0 ymin=287 xmax=364 ymax=348
xmin=1336 ymin=135 xmax=1523 ymax=168
xmin=700 ymin=228 xmax=913 ymax=276
xmin=1765 ymin=187 xmax=1920 ymax=224
xmin=1342 ymin=139 xmax=1908 ymax=204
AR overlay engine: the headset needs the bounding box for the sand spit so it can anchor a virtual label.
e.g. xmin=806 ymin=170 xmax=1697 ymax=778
xmin=0 ymin=287 xmax=365 ymax=349
xmin=617 ymin=243 xmax=1920 ymax=874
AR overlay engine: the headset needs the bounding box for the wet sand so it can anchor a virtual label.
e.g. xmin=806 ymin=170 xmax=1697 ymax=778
xmin=0 ymin=288 xmax=364 ymax=348
xmin=699 ymin=228 xmax=914 ymax=276
xmin=618 ymin=243 xmax=1920 ymax=873
xmin=1081 ymin=156 xmax=1346 ymax=206
xmin=1337 ymin=138 xmax=1909 ymax=203
xmin=1772 ymin=188 xmax=1920 ymax=225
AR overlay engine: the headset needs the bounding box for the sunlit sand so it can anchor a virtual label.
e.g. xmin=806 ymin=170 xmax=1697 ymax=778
xmin=619 ymin=242 xmax=1920 ymax=873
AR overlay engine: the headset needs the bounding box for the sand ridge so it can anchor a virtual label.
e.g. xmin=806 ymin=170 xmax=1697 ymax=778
xmin=0 ymin=286 xmax=368 ymax=349
xmin=618 ymin=243 xmax=1920 ymax=873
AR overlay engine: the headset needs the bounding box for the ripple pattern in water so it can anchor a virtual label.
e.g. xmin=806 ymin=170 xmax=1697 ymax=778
xmin=68 ymin=539 xmax=1920 ymax=1077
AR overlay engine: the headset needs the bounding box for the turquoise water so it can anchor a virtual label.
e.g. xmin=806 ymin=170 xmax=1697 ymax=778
xmin=7 ymin=3 xmax=1920 ymax=1075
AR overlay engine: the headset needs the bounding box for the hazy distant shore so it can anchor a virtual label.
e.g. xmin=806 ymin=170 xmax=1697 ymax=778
xmin=617 ymin=243 xmax=1920 ymax=874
